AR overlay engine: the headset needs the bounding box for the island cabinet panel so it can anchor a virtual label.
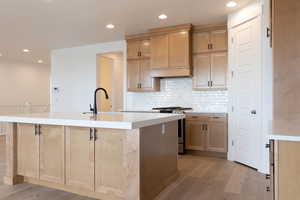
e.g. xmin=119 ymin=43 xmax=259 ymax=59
xmin=39 ymin=125 xmax=65 ymax=184
xmin=140 ymin=122 xmax=178 ymax=200
xmin=65 ymin=127 xmax=95 ymax=191
xmin=94 ymin=129 xmax=126 ymax=196
xmin=17 ymin=123 xmax=39 ymax=179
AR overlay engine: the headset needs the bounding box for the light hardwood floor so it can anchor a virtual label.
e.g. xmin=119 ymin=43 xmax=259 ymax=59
xmin=0 ymin=136 xmax=269 ymax=200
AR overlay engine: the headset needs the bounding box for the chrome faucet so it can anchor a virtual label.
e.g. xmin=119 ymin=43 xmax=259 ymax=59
xmin=90 ymin=88 xmax=109 ymax=115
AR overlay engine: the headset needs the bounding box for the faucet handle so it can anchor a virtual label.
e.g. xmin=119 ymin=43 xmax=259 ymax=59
xmin=89 ymin=104 xmax=94 ymax=112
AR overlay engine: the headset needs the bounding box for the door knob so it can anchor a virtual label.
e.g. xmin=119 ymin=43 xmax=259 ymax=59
xmin=250 ymin=110 xmax=256 ymax=115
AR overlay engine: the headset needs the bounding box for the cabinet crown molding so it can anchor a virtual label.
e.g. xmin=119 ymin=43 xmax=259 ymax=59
xmin=149 ymin=23 xmax=192 ymax=35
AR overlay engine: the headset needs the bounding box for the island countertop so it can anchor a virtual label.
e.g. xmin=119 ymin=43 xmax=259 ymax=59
xmin=0 ymin=112 xmax=185 ymax=129
xmin=268 ymin=119 xmax=300 ymax=142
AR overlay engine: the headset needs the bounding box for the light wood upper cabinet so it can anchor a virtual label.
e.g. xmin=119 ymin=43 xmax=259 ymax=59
xmin=193 ymin=32 xmax=210 ymax=53
xmin=193 ymin=53 xmax=228 ymax=90
xmin=127 ymin=58 xmax=160 ymax=92
xmin=193 ymin=27 xmax=227 ymax=53
xmin=149 ymin=24 xmax=192 ymax=77
xmin=17 ymin=123 xmax=39 ymax=179
xmin=140 ymin=40 xmax=151 ymax=58
xmin=168 ymin=31 xmax=190 ymax=68
xmin=210 ymin=53 xmax=227 ymax=89
xmin=193 ymin=25 xmax=228 ymax=91
xmin=127 ymin=59 xmax=140 ymax=90
xmin=139 ymin=59 xmax=154 ymax=90
xmin=39 ymin=125 xmax=65 ymax=184
xmin=94 ymin=129 xmax=125 ymax=194
xmin=127 ymin=41 xmax=141 ymax=59
xmin=66 ymin=127 xmax=95 ymax=191
xmin=193 ymin=54 xmax=211 ymax=89
xmin=210 ymin=30 xmax=227 ymax=51
xmin=150 ymin=34 xmax=169 ymax=69
xmin=185 ymin=114 xmax=228 ymax=153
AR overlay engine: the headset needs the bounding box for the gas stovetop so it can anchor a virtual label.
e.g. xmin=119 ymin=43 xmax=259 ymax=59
xmin=152 ymin=107 xmax=192 ymax=113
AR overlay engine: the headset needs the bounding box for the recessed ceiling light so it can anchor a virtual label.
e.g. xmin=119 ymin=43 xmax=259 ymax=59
xmin=226 ymin=1 xmax=237 ymax=8
xmin=158 ymin=14 xmax=168 ymax=20
xmin=23 ymin=49 xmax=30 ymax=53
xmin=37 ymin=60 xmax=43 ymax=64
xmin=106 ymin=24 xmax=115 ymax=29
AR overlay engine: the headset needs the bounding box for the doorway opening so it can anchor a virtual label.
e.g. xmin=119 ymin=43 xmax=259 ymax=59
xmin=96 ymin=52 xmax=124 ymax=112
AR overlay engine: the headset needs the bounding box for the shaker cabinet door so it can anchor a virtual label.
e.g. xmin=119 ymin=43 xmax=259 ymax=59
xmin=94 ymin=129 xmax=125 ymax=195
xmin=185 ymin=120 xmax=206 ymax=151
xmin=193 ymin=32 xmax=210 ymax=53
xmin=210 ymin=52 xmax=227 ymax=89
xmin=206 ymin=120 xmax=227 ymax=153
xmin=210 ymin=30 xmax=227 ymax=51
xmin=39 ymin=125 xmax=65 ymax=184
xmin=65 ymin=127 xmax=95 ymax=191
xmin=127 ymin=60 xmax=140 ymax=91
xmin=193 ymin=54 xmax=211 ymax=90
xmin=127 ymin=41 xmax=141 ymax=59
xmin=17 ymin=123 xmax=39 ymax=179
xmin=150 ymin=34 xmax=169 ymax=69
xmin=168 ymin=31 xmax=190 ymax=68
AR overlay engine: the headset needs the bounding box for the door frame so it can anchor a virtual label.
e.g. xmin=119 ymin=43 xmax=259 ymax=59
xmin=227 ymin=1 xmax=273 ymax=173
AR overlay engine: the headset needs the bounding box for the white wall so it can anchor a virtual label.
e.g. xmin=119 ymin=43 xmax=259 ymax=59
xmin=51 ymin=40 xmax=126 ymax=112
xmin=0 ymin=59 xmax=50 ymax=107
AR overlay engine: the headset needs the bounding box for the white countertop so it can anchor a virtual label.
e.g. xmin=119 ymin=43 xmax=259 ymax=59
xmin=0 ymin=112 xmax=185 ymax=130
xmin=268 ymin=119 xmax=300 ymax=142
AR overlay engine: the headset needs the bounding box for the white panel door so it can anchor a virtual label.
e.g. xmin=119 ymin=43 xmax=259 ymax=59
xmin=231 ymin=16 xmax=261 ymax=169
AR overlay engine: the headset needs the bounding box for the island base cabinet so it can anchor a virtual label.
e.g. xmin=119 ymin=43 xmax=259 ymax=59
xmin=39 ymin=125 xmax=65 ymax=184
xmin=65 ymin=127 xmax=95 ymax=192
xmin=17 ymin=123 xmax=39 ymax=179
xmin=268 ymin=140 xmax=300 ymax=200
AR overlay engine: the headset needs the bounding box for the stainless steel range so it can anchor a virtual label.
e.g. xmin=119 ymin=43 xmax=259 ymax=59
xmin=152 ymin=107 xmax=192 ymax=154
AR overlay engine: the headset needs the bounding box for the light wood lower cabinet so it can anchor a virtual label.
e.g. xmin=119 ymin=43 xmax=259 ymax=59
xmin=267 ymin=140 xmax=300 ymax=200
xmin=17 ymin=124 xmax=64 ymax=182
xmin=65 ymin=127 xmax=95 ymax=191
xmin=17 ymin=123 xmax=39 ymax=179
xmin=39 ymin=125 xmax=65 ymax=184
xmin=94 ymin=129 xmax=125 ymax=194
xmin=185 ymin=114 xmax=228 ymax=153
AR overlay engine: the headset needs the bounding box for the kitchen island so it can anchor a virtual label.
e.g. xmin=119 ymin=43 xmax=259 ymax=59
xmin=0 ymin=112 xmax=184 ymax=200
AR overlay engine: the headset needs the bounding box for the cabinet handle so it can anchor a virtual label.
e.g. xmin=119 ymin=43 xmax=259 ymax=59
xmin=94 ymin=129 xmax=98 ymax=141
xmin=208 ymin=44 xmax=210 ymax=50
xmin=38 ymin=125 xmax=41 ymax=135
xmin=34 ymin=125 xmax=38 ymax=135
xmin=265 ymin=144 xmax=271 ymax=148
xmin=266 ymin=186 xmax=270 ymax=192
xmin=266 ymin=174 xmax=270 ymax=179
xmin=210 ymin=81 xmax=213 ymax=87
xmin=140 ymin=83 xmax=142 ymax=88
xmin=89 ymin=128 xmax=94 ymax=141
xmin=208 ymin=81 xmax=210 ymax=87
xmin=211 ymin=44 xmax=213 ymax=49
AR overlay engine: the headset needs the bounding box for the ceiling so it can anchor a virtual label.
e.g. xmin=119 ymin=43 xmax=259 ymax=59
xmin=0 ymin=0 xmax=253 ymax=65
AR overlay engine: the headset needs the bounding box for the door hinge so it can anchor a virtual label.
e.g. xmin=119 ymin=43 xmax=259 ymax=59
xmin=231 ymin=70 xmax=234 ymax=78
xmin=232 ymin=140 xmax=234 ymax=146
xmin=231 ymin=106 xmax=234 ymax=112
xmin=267 ymin=28 xmax=272 ymax=38
xmin=231 ymin=37 xmax=234 ymax=44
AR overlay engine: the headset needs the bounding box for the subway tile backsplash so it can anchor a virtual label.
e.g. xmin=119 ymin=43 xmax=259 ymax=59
xmin=125 ymin=78 xmax=228 ymax=112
